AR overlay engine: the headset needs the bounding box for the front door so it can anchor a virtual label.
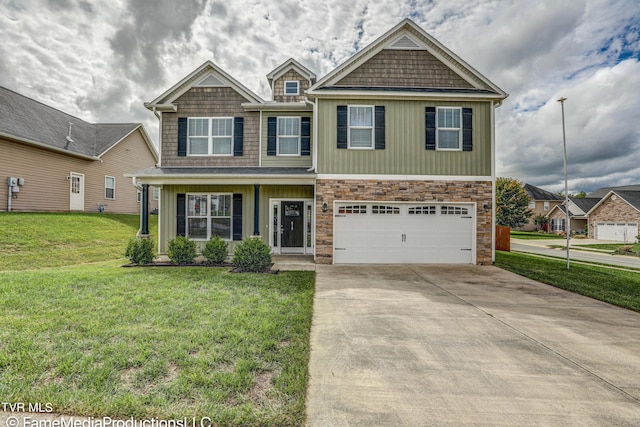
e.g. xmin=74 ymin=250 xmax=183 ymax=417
xmin=281 ymin=201 xmax=304 ymax=253
xmin=69 ymin=172 xmax=84 ymax=211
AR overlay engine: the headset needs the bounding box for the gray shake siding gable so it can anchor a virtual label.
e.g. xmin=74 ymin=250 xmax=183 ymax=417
xmin=161 ymin=87 xmax=260 ymax=167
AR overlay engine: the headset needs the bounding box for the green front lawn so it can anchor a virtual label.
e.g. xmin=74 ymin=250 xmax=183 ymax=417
xmin=0 ymin=212 xmax=158 ymax=270
xmin=510 ymin=230 xmax=564 ymax=240
xmin=495 ymin=251 xmax=640 ymax=312
xmin=0 ymin=263 xmax=314 ymax=425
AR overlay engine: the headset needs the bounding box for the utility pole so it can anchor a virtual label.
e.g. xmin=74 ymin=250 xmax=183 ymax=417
xmin=558 ymin=97 xmax=570 ymax=270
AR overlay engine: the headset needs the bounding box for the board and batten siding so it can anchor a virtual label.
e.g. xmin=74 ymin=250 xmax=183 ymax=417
xmin=158 ymin=184 xmax=314 ymax=254
xmin=316 ymin=99 xmax=492 ymax=176
xmin=260 ymin=111 xmax=313 ymax=168
xmin=0 ymin=131 xmax=157 ymax=214
xmin=161 ymin=87 xmax=260 ymax=167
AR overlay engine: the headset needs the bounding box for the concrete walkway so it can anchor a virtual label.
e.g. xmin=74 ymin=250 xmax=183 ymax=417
xmin=306 ymin=265 xmax=640 ymax=426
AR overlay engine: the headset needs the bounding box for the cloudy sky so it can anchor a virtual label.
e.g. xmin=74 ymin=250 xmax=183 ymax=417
xmin=1 ymin=0 xmax=639 ymax=193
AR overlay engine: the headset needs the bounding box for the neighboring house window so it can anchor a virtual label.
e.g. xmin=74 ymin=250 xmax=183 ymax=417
xmin=277 ymin=117 xmax=300 ymax=155
xmin=187 ymin=194 xmax=232 ymax=240
xmin=137 ymin=191 xmax=141 ymax=203
xmin=349 ymin=105 xmax=374 ymax=149
xmin=437 ymin=107 xmax=461 ymax=150
xmin=528 ymin=201 xmax=536 ymax=209
xmin=187 ymin=118 xmax=233 ymax=156
xmin=153 ymin=187 xmax=160 ymax=200
xmin=544 ymin=201 xmax=550 ymax=211
xmin=551 ymin=218 xmax=565 ymax=232
xmin=105 ymin=176 xmax=115 ymax=200
xmin=284 ymin=81 xmax=299 ymax=95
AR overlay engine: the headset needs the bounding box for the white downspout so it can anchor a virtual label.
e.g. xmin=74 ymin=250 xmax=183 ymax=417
xmin=491 ymin=100 xmax=496 ymax=264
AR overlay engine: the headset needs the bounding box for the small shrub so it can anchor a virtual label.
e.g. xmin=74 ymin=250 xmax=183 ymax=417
xmin=125 ymin=238 xmax=155 ymax=265
xmin=614 ymin=245 xmax=635 ymax=255
xmin=232 ymin=238 xmax=272 ymax=272
xmin=202 ymin=235 xmax=228 ymax=264
xmin=167 ymin=236 xmax=197 ymax=264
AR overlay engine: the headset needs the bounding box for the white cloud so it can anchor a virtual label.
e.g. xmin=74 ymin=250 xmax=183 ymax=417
xmin=0 ymin=0 xmax=638 ymax=193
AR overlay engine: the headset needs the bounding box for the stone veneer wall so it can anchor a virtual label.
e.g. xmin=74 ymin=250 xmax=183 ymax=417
xmin=315 ymin=179 xmax=493 ymax=264
xmin=588 ymin=196 xmax=640 ymax=238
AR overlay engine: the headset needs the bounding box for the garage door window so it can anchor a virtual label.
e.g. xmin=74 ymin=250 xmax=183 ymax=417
xmin=338 ymin=205 xmax=367 ymax=214
xmin=372 ymin=205 xmax=400 ymax=214
xmin=408 ymin=206 xmax=436 ymax=215
xmin=441 ymin=206 xmax=469 ymax=215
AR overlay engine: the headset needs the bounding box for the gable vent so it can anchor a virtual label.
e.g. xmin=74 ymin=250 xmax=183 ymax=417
xmin=388 ymin=35 xmax=422 ymax=50
xmin=196 ymin=73 xmax=225 ymax=87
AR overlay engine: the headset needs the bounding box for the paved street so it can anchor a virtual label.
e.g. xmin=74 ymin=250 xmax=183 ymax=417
xmin=510 ymin=238 xmax=640 ymax=269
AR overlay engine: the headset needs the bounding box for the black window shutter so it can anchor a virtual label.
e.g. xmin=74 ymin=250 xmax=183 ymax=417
xmin=232 ymin=193 xmax=242 ymax=241
xmin=462 ymin=108 xmax=473 ymax=151
xmin=301 ymin=116 xmax=311 ymax=156
xmin=337 ymin=105 xmax=348 ymax=149
xmin=425 ymin=107 xmax=436 ymax=150
xmin=176 ymin=193 xmax=186 ymax=236
xmin=233 ymin=117 xmax=244 ymax=156
xmin=267 ymin=117 xmax=277 ymax=156
xmin=178 ymin=118 xmax=187 ymax=156
xmin=374 ymin=106 xmax=385 ymax=150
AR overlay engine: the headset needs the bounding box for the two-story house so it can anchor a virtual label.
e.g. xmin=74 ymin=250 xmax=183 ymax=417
xmin=131 ymin=19 xmax=507 ymax=264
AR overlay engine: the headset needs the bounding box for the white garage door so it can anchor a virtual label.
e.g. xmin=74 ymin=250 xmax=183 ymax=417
xmin=333 ymin=202 xmax=475 ymax=264
xmin=595 ymin=222 xmax=638 ymax=242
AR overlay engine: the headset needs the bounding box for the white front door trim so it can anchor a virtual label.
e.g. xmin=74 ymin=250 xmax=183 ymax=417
xmin=69 ymin=172 xmax=85 ymax=211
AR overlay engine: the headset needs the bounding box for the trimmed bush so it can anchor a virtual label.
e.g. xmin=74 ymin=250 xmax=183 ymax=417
xmin=167 ymin=236 xmax=197 ymax=264
xmin=232 ymin=238 xmax=272 ymax=272
xmin=202 ymin=235 xmax=228 ymax=264
xmin=125 ymin=238 xmax=155 ymax=265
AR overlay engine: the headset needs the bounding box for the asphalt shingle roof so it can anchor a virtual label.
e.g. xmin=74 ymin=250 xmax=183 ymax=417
xmin=524 ymin=183 xmax=563 ymax=201
xmin=0 ymin=85 xmax=139 ymax=158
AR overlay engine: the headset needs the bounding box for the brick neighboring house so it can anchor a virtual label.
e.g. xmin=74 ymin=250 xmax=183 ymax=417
xmin=547 ymin=185 xmax=640 ymax=242
xmin=131 ymin=19 xmax=507 ymax=264
xmin=521 ymin=183 xmax=563 ymax=231
xmin=0 ymin=86 xmax=158 ymax=214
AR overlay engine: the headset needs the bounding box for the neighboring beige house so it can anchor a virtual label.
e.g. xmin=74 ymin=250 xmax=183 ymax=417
xmin=547 ymin=185 xmax=640 ymax=242
xmin=521 ymin=183 xmax=563 ymax=231
xmin=0 ymin=86 xmax=158 ymax=214
xmin=132 ymin=19 xmax=508 ymax=264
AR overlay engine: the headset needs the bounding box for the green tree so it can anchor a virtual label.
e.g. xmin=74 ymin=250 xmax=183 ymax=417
xmin=574 ymin=191 xmax=587 ymax=198
xmin=496 ymin=177 xmax=533 ymax=228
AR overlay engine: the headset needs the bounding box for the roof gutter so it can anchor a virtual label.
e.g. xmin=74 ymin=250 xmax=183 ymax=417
xmin=0 ymin=131 xmax=101 ymax=161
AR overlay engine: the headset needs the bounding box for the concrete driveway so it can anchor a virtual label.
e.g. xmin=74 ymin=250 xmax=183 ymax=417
xmin=306 ymin=265 xmax=640 ymax=426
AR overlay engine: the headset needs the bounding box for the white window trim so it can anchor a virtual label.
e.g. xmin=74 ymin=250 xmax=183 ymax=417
xmin=528 ymin=201 xmax=536 ymax=209
xmin=186 ymin=193 xmax=233 ymax=241
xmin=136 ymin=190 xmax=141 ymax=203
xmin=153 ymin=187 xmax=160 ymax=201
xmin=187 ymin=117 xmax=234 ymax=157
xmin=348 ymin=105 xmax=375 ymax=150
xmin=277 ymin=116 xmax=301 ymax=156
xmin=284 ymin=80 xmax=299 ymax=96
xmin=436 ymin=106 xmax=462 ymax=151
xmin=105 ymin=176 xmax=115 ymax=200
xmin=544 ymin=201 xmax=550 ymax=211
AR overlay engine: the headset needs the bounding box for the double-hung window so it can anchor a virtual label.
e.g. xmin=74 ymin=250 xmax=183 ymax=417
xmin=188 ymin=118 xmax=233 ymax=156
xmin=437 ymin=107 xmax=462 ymax=150
xmin=105 ymin=176 xmax=115 ymax=200
xmin=278 ymin=117 xmax=300 ymax=155
xmin=551 ymin=218 xmax=565 ymax=232
xmin=349 ymin=105 xmax=374 ymax=149
xmin=187 ymin=194 xmax=232 ymax=240
xmin=284 ymin=81 xmax=299 ymax=95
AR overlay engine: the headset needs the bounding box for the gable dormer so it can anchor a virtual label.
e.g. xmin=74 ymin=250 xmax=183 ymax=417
xmin=267 ymin=59 xmax=316 ymax=103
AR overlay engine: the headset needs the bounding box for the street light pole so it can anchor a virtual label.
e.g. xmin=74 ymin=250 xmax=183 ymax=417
xmin=558 ymin=97 xmax=570 ymax=270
